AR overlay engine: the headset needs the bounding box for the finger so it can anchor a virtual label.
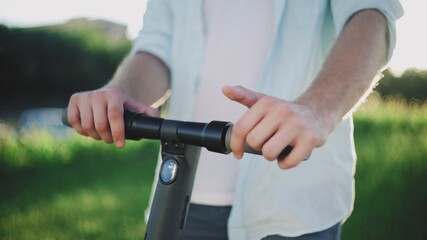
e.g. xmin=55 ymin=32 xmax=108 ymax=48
xmin=144 ymin=106 xmax=161 ymax=117
xmin=230 ymin=102 xmax=267 ymax=159
xmin=222 ymin=85 xmax=264 ymax=108
xmin=130 ymin=101 xmax=160 ymax=117
xmin=261 ymin=126 xmax=296 ymax=161
xmin=107 ymin=100 xmax=125 ymax=148
xmin=125 ymin=100 xmax=160 ymax=117
xmin=93 ymin=100 xmax=114 ymax=144
xmin=276 ymin=141 xmax=312 ymax=170
xmin=67 ymin=101 xmax=86 ymax=136
xmin=79 ymin=103 xmax=101 ymax=140
xmin=245 ymin=116 xmax=279 ymax=152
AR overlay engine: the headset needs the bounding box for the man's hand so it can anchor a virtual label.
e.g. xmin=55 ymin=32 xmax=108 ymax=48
xmin=67 ymin=87 xmax=159 ymax=148
xmin=221 ymin=10 xmax=389 ymax=169
xmin=222 ymin=85 xmax=333 ymax=169
xmin=66 ymin=52 xmax=169 ymax=148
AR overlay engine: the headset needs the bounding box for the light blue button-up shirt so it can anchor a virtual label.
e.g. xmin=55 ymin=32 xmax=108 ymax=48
xmin=132 ymin=0 xmax=403 ymax=238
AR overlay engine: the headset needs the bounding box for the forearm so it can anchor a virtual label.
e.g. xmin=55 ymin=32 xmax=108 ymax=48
xmin=296 ymin=9 xmax=388 ymax=131
xmin=105 ymin=51 xmax=170 ymax=107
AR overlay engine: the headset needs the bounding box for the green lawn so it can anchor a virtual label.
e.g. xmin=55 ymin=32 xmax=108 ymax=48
xmin=342 ymin=96 xmax=427 ymax=240
xmin=0 ymin=96 xmax=426 ymax=239
xmin=0 ymin=136 xmax=159 ymax=240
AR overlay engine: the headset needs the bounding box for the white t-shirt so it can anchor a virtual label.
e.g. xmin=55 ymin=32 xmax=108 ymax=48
xmin=191 ymin=0 xmax=274 ymax=206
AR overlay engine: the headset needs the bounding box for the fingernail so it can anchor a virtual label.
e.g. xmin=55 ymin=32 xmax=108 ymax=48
xmin=115 ymin=140 xmax=124 ymax=148
xmin=234 ymin=86 xmax=244 ymax=95
xmin=233 ymin=152 xmax=242 ymax=160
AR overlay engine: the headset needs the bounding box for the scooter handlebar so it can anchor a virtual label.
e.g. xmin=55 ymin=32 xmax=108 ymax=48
xmin=62 ymin=108 xmax=294 ymax=157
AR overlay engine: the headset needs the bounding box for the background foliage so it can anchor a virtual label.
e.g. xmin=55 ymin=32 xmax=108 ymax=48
xmin=378 ymin=69 xmax=427 ymax=102
xmin=1 ymin=24 xmax=427 ymax=115
xmin=0 ymin=24 xmax=131 ymax=114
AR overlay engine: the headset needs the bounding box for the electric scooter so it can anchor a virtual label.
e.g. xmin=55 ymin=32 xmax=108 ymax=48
xmin=62 ymin=109 xmax=294 ymax=240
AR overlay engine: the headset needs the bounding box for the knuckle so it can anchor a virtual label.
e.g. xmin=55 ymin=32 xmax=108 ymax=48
xmin=246 ymin=133 xmax=261 ymax=150
xmin=85 ymin=91 xmax=97 ymax=100
xmin=232 ymin=122 xmax=247 ymax=138
xmin=258 ymin=95 xmax=274 ymax=105
xmin=88 ymin=89 xmax=116 ymax=102
xmin=105 ymin=88 xmax=122 ymax=99
xmin=68 ymin=115 xmax=79 ymax=126
xmin=91 ymin=90 xmax=103 ymax=99
xmin=95 ymin=121 xmax=110 ymax=133
xmin=262 ymin=146 xmax=276 ymax=161
xmin=70 ymin=92 xmax=82 ymax=102
xmin=81 ymin=121 xmax=94 ymax=131
xmin=278 ymin=105 xmax=292 ymax=116
xmin=305 ymin=132 xmax=318 ymax=146
xmin=291 ymin=117 xmax=304 ymax=129
xmin=108 ymin=108 xmax=123 ymax=120
xmin=278 ymin=159 xmax=300 ymax=169
xmin=303 ymin=129 xmax=325 ymax=147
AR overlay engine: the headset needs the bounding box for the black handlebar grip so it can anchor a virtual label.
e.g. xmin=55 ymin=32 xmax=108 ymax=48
xmin=123 ymin=110 xmax=164 ymax=140
xmin=61 ymin=108 xmax=71 ymax=127
xmin=224 ymin=124 xmax=295 ymax=160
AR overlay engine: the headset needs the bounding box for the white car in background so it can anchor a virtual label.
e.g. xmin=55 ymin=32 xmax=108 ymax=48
xmin=18 ymin=108 xmax=75 ymax=139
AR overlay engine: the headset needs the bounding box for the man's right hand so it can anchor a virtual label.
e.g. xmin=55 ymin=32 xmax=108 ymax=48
xmin=66 ymin=87 xmax=160 ymax=148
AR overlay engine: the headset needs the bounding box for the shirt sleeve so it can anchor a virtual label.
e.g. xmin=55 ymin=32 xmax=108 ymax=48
xmin=331 ymin=0 xmax=404 ymax=65
xmin=130 ymin=0 xmax=172 ymax=68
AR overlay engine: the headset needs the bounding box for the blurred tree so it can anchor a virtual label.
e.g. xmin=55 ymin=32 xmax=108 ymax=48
xmin=1 ymin=21 xmax=426 ymax=115
xmin=0 ymin=23 xmax=131 ymax=113
xmin=378 ymin=69 xmax=427 ymax=102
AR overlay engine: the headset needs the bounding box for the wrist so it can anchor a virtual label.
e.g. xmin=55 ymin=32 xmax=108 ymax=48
xmin=294 ymin=95 xmax=342 ymax=134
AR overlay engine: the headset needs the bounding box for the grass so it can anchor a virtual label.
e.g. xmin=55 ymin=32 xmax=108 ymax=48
xmin=0 ymin=134 xmax=159 ymax=240
xmin=0 ymin=95 xmax=426 ymax=239
xmin=342 ymin=95 xmax=427 ymax=240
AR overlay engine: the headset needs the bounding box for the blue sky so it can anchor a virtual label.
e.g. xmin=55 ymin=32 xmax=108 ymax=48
xmin=1 ymin=0 xmax=425 ymax=75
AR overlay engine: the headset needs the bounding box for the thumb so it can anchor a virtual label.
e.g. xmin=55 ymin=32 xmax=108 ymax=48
xmin=124 ymin=99 xmax=160 ymax=117
xmin=222 ymin=85 xmax=264 ymax=108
